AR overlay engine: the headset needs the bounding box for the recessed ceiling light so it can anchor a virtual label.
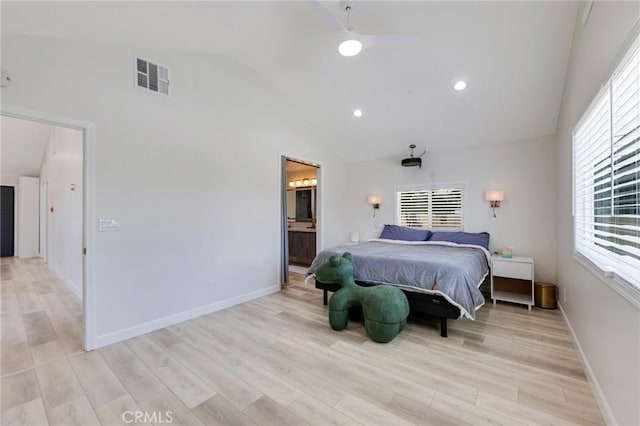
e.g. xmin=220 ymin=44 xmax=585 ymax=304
xmin=338 ymin=39 xmax=363 ymax=57
xmin=353 ymin=109 xmax=363 ymax=117
xmin=453 ymin=80 xmax=467 ymax=91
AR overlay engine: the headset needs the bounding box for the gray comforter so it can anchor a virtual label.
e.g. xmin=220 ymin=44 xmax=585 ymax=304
xmin=307 ymin=239 xmax=490 ymax=319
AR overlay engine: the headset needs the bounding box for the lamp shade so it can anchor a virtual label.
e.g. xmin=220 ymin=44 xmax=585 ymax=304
xmin=485 ymin=190 xmax=504 ymax=202
xmin=368 ymin=195 xmax=381 ymax=205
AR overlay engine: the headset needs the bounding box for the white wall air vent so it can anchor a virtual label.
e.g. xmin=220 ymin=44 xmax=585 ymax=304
xmin=135 ymin=57 xmax=169 ymax=95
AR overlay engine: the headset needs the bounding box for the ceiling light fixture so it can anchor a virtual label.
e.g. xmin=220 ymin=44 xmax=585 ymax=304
xmin=337 ymin=4 xmax=362 ymax=57
xmin=401 ymin=144 xmax=427 ymax=169
xmin=453 ymin=80 xmax=467 ymax=91
xmin=338 ymin=39 xmax=363 ymax=57
xmin=353 ymin=109 xmax=363 ymax=117
xmin=288 ymin=178 xmax=318 ymax=188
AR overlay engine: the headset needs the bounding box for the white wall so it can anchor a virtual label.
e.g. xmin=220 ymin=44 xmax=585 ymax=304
xmin=17 ymin=176 xmax=39 ymax=258
xmin=1 ymin=33 xmax=348 ymax=346
xmin=554 ymin=3 xmax=640 ymax=425
xmin=345 ymin=136 xmax=557 ymax=283
xmin=40 ymin=126 xmax=84 ymax=297
xmin=1 ymin=175 xmax=19 ymax=186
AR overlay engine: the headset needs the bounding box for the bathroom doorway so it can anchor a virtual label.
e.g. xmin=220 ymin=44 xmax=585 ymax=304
xmin=280 ymin=156 xmax=320 ymax=284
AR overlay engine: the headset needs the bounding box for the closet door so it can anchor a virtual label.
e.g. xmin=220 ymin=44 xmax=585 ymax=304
xmin=1 ymin=186 xmax=15 ymax=257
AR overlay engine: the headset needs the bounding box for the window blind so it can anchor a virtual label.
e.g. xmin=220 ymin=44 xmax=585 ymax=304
xmin=573 ymin=34 xmax=640 ymax=287
xmin=397 ymin=187 xmax=463 ymax=230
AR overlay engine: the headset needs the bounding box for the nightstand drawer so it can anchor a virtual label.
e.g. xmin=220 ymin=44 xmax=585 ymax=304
xmin=493 ymin=261 xmax=532 ymax=280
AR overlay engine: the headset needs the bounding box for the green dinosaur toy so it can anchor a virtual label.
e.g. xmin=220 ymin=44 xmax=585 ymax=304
xmin=315 ymin=252 xmax=410 ymax=343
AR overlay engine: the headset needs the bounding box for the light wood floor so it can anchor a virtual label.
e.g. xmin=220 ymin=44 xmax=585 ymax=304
xmin=2 ymin=257 xmax=605 ymax=426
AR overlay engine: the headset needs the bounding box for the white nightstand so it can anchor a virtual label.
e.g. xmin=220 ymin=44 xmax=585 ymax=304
xmin=491 ymin=255 xmax=534 ymax=310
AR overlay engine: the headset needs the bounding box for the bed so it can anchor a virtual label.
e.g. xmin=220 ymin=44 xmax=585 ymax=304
xmin=306 ymin=239 xmax=491 ymax=337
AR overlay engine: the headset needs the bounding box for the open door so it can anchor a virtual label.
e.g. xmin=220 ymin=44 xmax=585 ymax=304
xmin=0 ymin=186 xmax=15 ymax=257
xmin=280 ymin=156 xmax=289 ymax=284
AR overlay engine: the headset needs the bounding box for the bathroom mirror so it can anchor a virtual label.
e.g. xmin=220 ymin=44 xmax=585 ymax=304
xmin=287 ymin=188 xmax=316 ymax=222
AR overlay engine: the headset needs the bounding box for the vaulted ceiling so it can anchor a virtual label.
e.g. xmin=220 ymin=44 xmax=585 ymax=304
xmin=1 ymin=116 xmax=51 ymax=177
xmin=1 ymin=1 xmax=579 ymax=161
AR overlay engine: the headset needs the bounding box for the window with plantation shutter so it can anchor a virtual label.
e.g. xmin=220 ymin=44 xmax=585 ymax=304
xmin=396 ymin=185 xmax=463 ymax=230
xmin=573 ymin=32 xmax=640 ymax=292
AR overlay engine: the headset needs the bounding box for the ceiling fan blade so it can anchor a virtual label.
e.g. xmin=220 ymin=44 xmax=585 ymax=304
xmin=314 ymin=53 xmax=342 ymax=84
xmin=356 ymin=32 xmax=420 ymax=49
xmin=307 ymin=0 xmax=347 ymax=34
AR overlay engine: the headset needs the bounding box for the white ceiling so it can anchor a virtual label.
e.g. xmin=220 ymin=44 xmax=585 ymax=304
xmin=1 ymin=1 xmax=579 ymax=161
xmin=1 ymin=116 xmax=52 ymax=177
xmin=286 ymin=160 xmax=317 ymax=173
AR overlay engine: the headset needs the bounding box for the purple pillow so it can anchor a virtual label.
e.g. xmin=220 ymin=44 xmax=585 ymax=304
xmin=429 ymin=231 xmax=490 ymax=249
xmin=379 ymin=225 xmax=432 ymax=242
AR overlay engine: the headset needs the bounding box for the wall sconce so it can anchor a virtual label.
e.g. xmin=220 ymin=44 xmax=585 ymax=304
xmin=368 ymin=195 xmax=381 ymax=217
xmin=485 ymin=190 xmax=504 ymax=218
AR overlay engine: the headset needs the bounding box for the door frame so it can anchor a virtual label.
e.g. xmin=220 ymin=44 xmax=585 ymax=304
xmin=39 ymin=180 xmax=48 ymax=262
xmin=280 ymin=155 xmax=321 ymax=284
xmin=2 ymin=104 xmax=97 ymax=351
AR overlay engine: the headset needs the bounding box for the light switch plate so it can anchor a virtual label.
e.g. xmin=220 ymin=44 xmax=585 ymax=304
xmin=99 ymin=218 xmax=121 ymax=232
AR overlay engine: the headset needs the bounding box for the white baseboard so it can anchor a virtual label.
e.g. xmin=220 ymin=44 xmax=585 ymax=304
xmin=558 ymin=302 xmax=617 ymax=426
xmin=94 ymin=284 xmax=281 ymax=349
xmin=49 ymin=264 xmax=83 ymax=300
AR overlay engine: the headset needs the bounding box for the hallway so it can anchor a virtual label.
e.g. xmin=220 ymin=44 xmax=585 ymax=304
xmin=2 ymin=256 xmax=83 ymax=375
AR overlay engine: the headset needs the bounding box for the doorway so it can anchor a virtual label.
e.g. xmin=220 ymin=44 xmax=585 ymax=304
xmin=40 ymin=180 xmax=48 ymax=262
xmin=281 ymin=156 xmax=320 ymax=284
xmin=0 ymin=186 xmax=15 ymax=257
xmin=1 ymin=105 xmax=95 ymax=350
